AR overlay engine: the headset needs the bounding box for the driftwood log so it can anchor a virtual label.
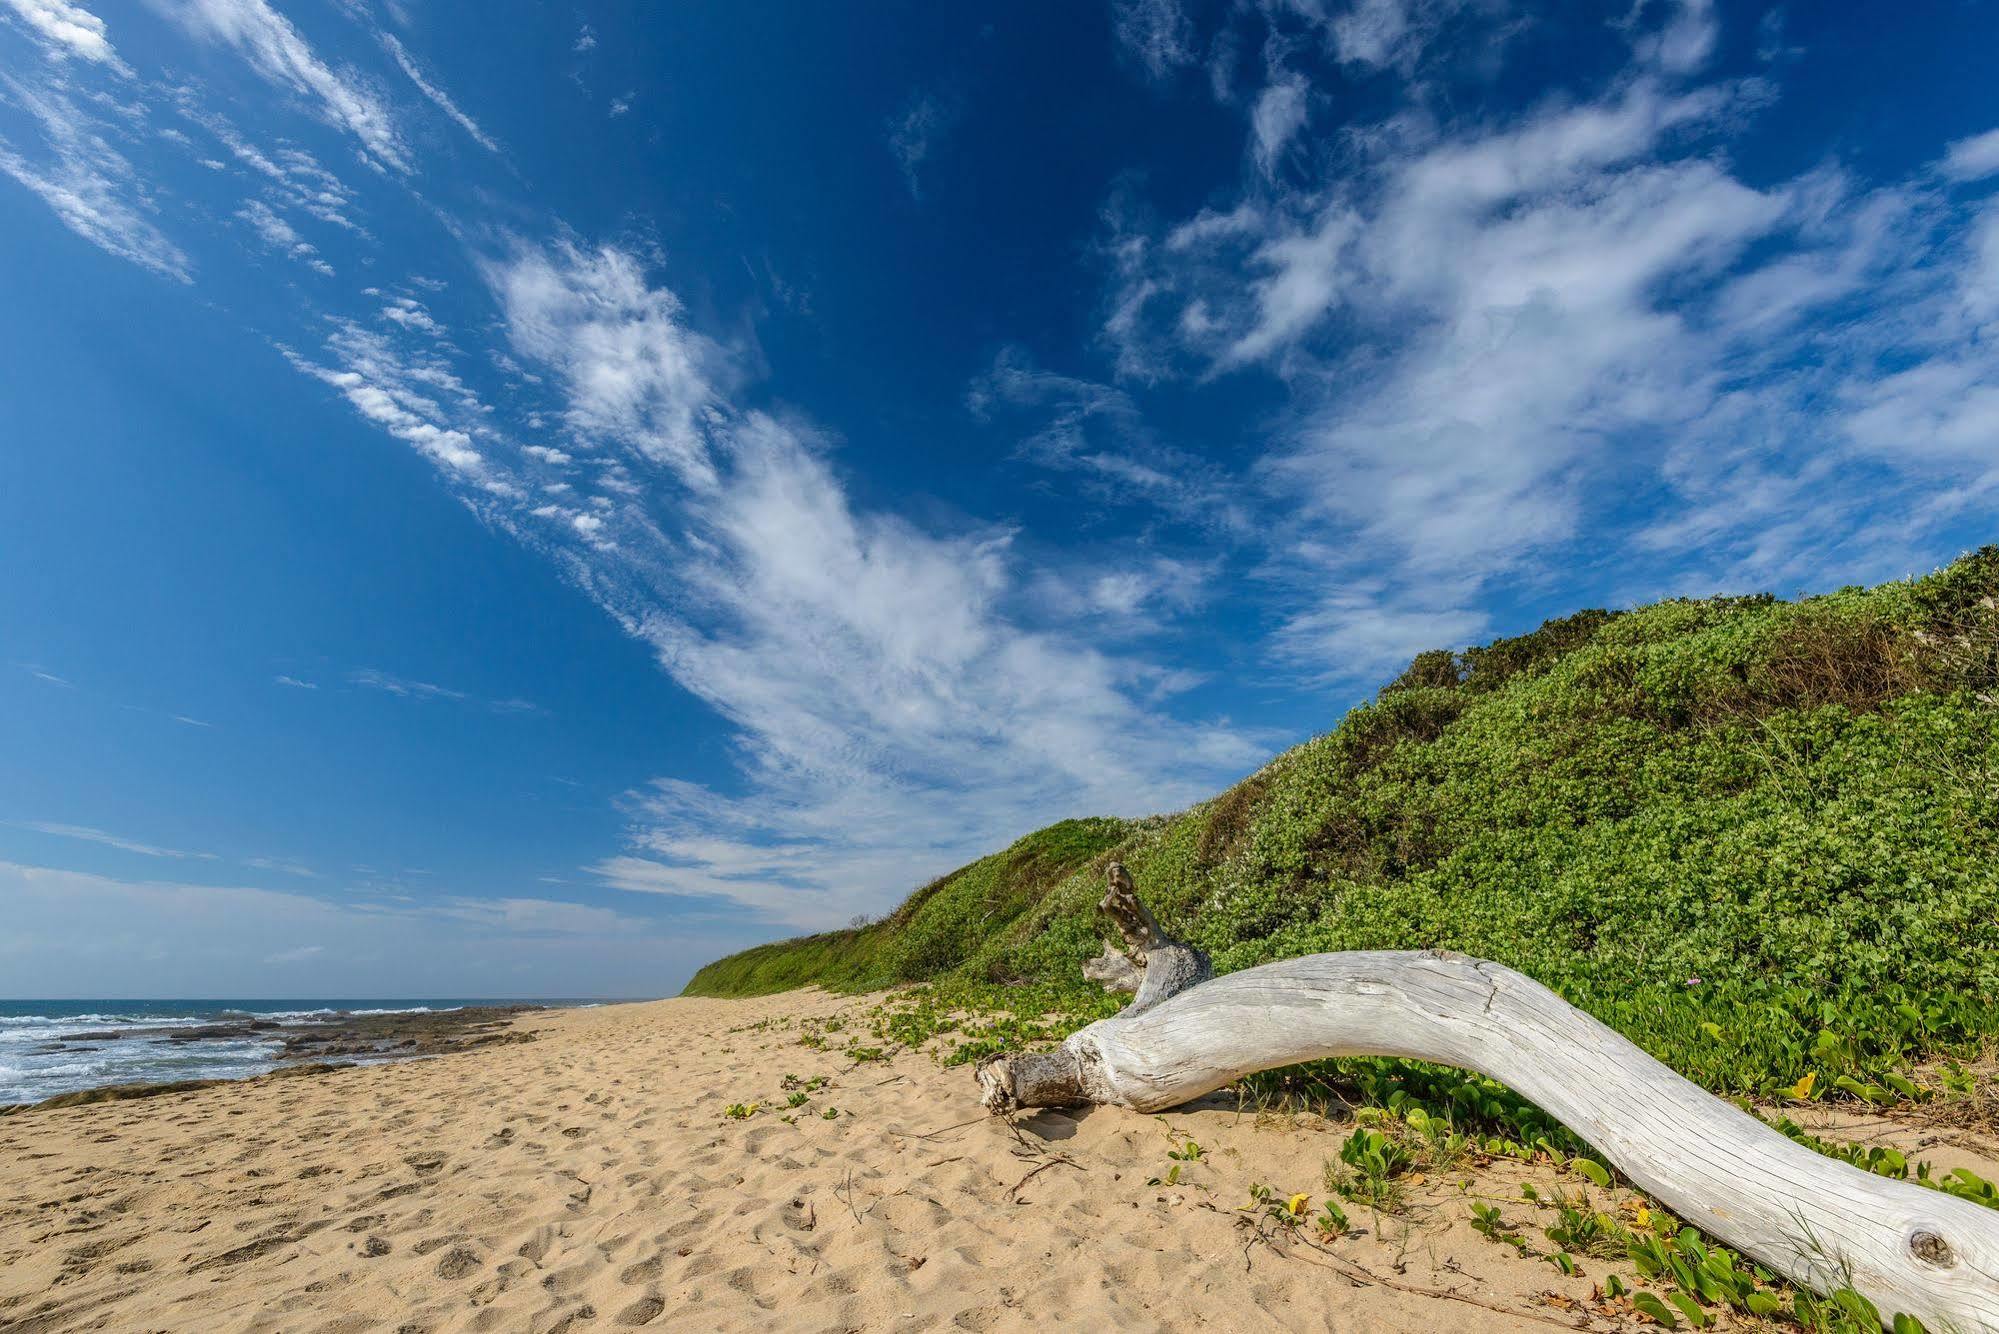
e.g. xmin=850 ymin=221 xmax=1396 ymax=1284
xmin=976 ymin=865 xmax=1999 ymax=1331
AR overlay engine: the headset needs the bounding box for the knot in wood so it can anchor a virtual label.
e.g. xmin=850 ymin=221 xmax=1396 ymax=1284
xmin=1908 ymin=1229 xmax=1955 ymax=1267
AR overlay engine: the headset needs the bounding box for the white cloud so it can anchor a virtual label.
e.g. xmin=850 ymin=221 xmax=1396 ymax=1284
xmin=378 ymin=30 xmax=498 ymax=153
xmin=2 ymin=0 xmax=125 ymax=69
xmin=1094 ymin=12 xmax=1999 ymax=680
xmin=1250 ymin=74 xmax=1309 ymax=177
xmin=235 ymin=196 xmax=328 ymax=271
xmin=1942 ymin=127 xmax=1999 ymax=184
xmin=7 ymin=820 xmax=219 ymax=861
xmin=968 ymin=348 xmax=1245 ymax=528
xmin=173 ymin=100 xmax=366 ymax=232
xmin=1111 ymin=0 xmax=1195 ymax=80
xmin=1222 ymin=203 xmax=1361 ymax=365
xmin=243 ymin=855 xmax=315 ymax=877
xmin=347 ymin=667 xmax=544 ymax=715
xmin=1633 ymin=0 xmax=1718 ymax=76
xmin=888 ymin=93 xmax=951 ymax=199
xmin=1317 ymin=0 xmax=1482 ymax=73
xmin=284 ymin=321 xmax=489 ymax=477
xmin=0 ymin=860 xmax=702 ymax=995
xmin=348 ymin=667 xmax=466 ymax=702
xmin=164 ymin=0 xmax=410 ymax=172
xmin=1328 ymin=0 xmax=1418 ymax=68
xmin=279 ymin=238 xmax=1266 ymax=928
xmin=576 ymin=405 xmax=1258 ymax=924
xmin=379 ymin=294 xmax=444 ymax=336
xmin=0 ymin=73 xmax=191 ymax=281
xmin=1272 ymin=591 xmax=1489 ymax=685
xmin=273 ymin=674 xmax=318 ymax=689
xmin=482 ymin=239 xmax=722 ymax=486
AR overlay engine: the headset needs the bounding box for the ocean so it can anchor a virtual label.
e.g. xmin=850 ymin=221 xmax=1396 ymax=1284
xmin=0 ymin=999 xmax=595 ymax=1105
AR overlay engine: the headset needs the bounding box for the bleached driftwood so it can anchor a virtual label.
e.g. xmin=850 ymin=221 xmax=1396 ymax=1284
xmin=1078 ymin=862 xmax=1209 ymax=1007
xmin=1079 ymin=945 xmax=1143 ymax=994
xmin=976 ymin=866 xmax=1999 ymax=1332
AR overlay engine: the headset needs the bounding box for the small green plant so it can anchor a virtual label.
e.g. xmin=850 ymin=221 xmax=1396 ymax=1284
xmin=820 ymin=1106 xmax=840 ymax=1119
xmin=786 ymin=1091 xmax=809 ymax=1108
xmin=1326 ymin=1126 xmax=1413 ymax=1212
xmin=1238 ymin=1182 xmax=1312 ymax=1229
xmin=1166 ymin=1139 xmax=1204 ymax=1161
xmin=1469 ymin=1201 xmax=1529 ymax=1254
xmin=1629 ymin=1290 xmax=1682 ymax=1327
xmin=1541 ymin=1189 xmax=1621 ymax=1259
xmin=724 ymin=1102 xmax=759 ymax=1120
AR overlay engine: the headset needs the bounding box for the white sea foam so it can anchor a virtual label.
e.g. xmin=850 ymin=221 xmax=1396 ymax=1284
xmin=0 ymin=1001 xmax=546 ymax=1104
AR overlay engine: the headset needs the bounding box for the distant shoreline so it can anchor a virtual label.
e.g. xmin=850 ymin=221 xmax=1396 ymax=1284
xmin=0 ymin=998 xmax=641 ymax=1108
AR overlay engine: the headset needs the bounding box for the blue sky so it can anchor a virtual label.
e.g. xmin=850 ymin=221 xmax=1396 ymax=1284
xmin=1 ymin=1 xmax=1995 ymax=998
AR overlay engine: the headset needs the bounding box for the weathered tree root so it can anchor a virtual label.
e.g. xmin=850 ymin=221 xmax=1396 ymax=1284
xmin=976 ymin=868 xmax=1999 ymax=1332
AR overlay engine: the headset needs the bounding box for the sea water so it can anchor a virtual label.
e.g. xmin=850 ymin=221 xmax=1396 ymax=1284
xmin=0 ymin=999 xmax=588 ymax=1105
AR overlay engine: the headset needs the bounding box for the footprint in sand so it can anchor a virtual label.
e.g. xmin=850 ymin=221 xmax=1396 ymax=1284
xmin=618 ymin=1254 xmax=662 ymax=1285
xmin=615 ymin=1295 xmax=664 ymax=1326
xmin=432 ymin=1245 xmax=481 ymax=1280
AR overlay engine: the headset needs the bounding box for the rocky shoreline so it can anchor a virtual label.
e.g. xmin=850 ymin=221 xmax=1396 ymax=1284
xmin=2 ymin=1005 xmax=542 ymax=1114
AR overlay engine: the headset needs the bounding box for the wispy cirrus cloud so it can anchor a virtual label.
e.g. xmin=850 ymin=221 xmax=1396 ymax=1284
xmin=2 ymin=0 xmax=126 ymax=70
xmin=349 ymin=667 xmax=467 ymax=702
xmin=269 ymin=232 xmax=1264 ymax=928
xmin=0 ymin=71 xmax=190 ymax=280
xmin=6 ymin=820 xmax=220 ymax=861
xmin=348 ymin=668 xmax=545 ymax=716
xmin=887 ymin=92 xmax=953 ymax=200
xmin=0 ymin=860 xmax=702 ymax=996
xmin=1110 ymin=0 xmax=1196 ymax=81
xmin=967 ymin=347 xmax=1247 ymax=532
xmin=162 ymin=0 xmax=410 ymax=172
xmin=243 ymin=855 xmax=315 ymax=878
xmin=377 ymin=30 xmax=498 ymax=154
xmin=1943 ymin=127 xmax=1999 ymax=185
xmin=236 ymin=196 xmax=332 ymax=274
xmin=1095 ymin=7 xmax=1999 ymax=680
xmin=481 ymin=239 xmax=723 ymax=485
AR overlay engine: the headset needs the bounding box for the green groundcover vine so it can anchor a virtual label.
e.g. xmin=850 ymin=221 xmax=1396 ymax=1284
xmin=689 ymin=548 xmax=1999 ymax=1107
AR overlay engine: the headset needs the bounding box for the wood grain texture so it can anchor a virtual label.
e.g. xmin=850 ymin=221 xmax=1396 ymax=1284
xmin=981 ymin=947 xmax=1999 ymax=1331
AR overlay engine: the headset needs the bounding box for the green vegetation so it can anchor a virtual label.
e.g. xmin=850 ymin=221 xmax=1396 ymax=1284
xmin=682 ymin=818 xmax=1130 ymax=996
xmin=691 ymin=547 xmax=1999 ymax=1110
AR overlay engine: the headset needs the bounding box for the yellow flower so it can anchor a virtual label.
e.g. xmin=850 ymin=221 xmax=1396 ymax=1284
xmin=1788 ymin=1072 xmax=1816 ymax=1101
xmin=1634 ymin=1205 xmax=1652 ymax=1227
xmin=1287 ymin=1193 xmax=1310 ymax=1217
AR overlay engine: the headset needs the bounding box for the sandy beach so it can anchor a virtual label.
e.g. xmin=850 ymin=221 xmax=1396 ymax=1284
xmin=2 ymin=991 xmax=1993 ymax=1334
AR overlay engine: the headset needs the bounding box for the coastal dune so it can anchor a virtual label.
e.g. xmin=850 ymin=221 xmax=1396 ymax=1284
xmin=2 ymin=992 xmax=1990 ymax=1332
